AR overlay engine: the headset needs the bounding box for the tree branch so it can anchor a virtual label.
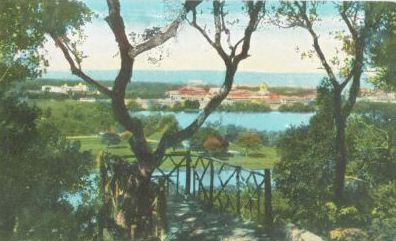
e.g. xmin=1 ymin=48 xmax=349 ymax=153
xmin=155 ymin=1 xmax=266 ymax=158
xmin=50 ymin=34 xmax=112 ymax=96
xmin=155 ymin=65 xmax=237 ymax=158
xmin=190 ymin=7 xmax=229 ymax=62
xmin=0 ymin=66 xmax=11 ymax=83
xmin=340 ymin=2 xmax=359 ymax=42
xmin=234 ymin=1 xmax=264 ymax=64
xmin=294 ymin=1 xmax=339 ymax=87
xmin=343 ymin=67 xmax=361 ymax=117
xmin=219 ymin=1 xmax=233 ymax=50
xmin=105 ymin=0 xmax=155 ymax=166
xmin=130 ymin=1 xmax=203 ymax=58
xmin=230 ymin=37 xmax=245 ymax=58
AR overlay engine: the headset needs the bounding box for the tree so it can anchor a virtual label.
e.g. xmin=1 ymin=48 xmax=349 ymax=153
xmin=369 ymin=4 xmax=396 ymax=90
xmin=51 ymin=0 xmax=265 ymax=237
xmin=0 ymin=0 xmax=91 ymax=87
xmin=191 ymin=127 xmax=220 ymax=151
xmin=183 ymin=99 xmax=200 ymax=109
xmin=276 ymin=1 xmax=391 ymax=204
xmin=0 ymin=1 xmax=94 ymax=239
xmin=237 ymin=132 xmax=262 ymax=156
xmin=274 ymin=83 xmax=396 ymax=236
xmin=0 ymin=94 xmax=94 ymax=240
xmin=203 ymin=135 xmax=229 ymax=154
xmin=101 ymin=132 xmax=121 ymax=146
xmin=126 ymin=99 xmax=143 ymax=111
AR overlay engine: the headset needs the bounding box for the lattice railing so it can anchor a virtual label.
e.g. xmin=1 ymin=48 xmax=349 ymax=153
xmin=153 ymin=152 xmax=273 ymax=226
xmin=114 ymin=152 xmax=273 ymax=226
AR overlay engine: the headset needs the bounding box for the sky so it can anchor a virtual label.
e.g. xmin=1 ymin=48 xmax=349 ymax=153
xmin=45 ymin=0 xmax=348 ymax=74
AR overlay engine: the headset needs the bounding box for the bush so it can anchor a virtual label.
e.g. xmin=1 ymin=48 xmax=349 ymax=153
xmin=218 ymin=101 xmax=271 ymax=112
xmin=278 ymin=102 xmax=315 ymax=112
xmin=101 ymin=132 xmax=121 ymax=146
xmin=236 ymin=132 xmax=262 ymax=156
xmin=120 ymin=131 xmax=132 ymax=141
xmin=126 ymin=99 xmax=143 ymax=111
xmin=35 ymin=100 xmax=116 ymax=135
xmin=203 ymin=136 xmax=229 ymax=153
xmin=183 ymin=99 xmax=200 ymax=109
xmin=191 ymin=127 xmax=220 ymax=151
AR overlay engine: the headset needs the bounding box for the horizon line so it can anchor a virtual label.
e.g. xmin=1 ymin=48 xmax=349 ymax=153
xmin=45 ymin=69 xmax=326 ymax=74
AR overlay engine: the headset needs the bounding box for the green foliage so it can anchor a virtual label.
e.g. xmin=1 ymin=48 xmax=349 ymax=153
xmin=218 ymin=101 xmax=271 ymax=112
xmin=346 ymin=117 xmax=396 ymax=185
xmin=0 ymin=93 xmax=94 ymax=240
xmin=183 ymin=99 xmax=200 ymax=109
xmin=368 ymin=2 xmax=396 ymax=90
xmin=369 ymin=181 xmax=396 ymax=241
xmin=126 ymin=99 xmax=143 ymax=111
xmin=278 ymin=102 xmax=315 ymax=112
xmin=101 ymin=132 xmax=121 ymax=146
xmin=236 ymin=132 xmax=262 ymax=156
xmin=35 ymin=100 xmax=116 ymax=135
xmin=203 ymin=136 xmax=229 ymax=154
xmin=125 ymin=82 xmax=182 ymax=99
xmin=168 ymin=100 xmax=201 ymax=112
xmin=0 ymin=0 xmax=91 ymax=85
xmin=139 ymin=114 xmax=180 ymax=138
xmin=191 ymin=127 xmax=221 ymax=151
xmin=269 ymin=87 xmax=315 ymax=97
xmin=274 ymin=82 xmax=396 ymax=237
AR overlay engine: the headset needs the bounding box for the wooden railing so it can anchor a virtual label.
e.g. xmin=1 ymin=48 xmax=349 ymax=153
xmin=100 ymin=151 xmax=274 ymax=238
xmin=147 ymin=151 xmax=273 ymax=226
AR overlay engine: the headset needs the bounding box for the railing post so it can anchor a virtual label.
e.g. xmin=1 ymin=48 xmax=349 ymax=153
xmin=185 ymin=151 xmax=191 ymax=195
xmin=158 ymin=177 xmax=167 ymax=237
xmin=209 ymin=160 xmax=214 ymax=206
xmin=176 ymin=166 xmax=180 ymax=194
xmin=236 ymin=167 xmax=241 ymax=215
xmin=193 ymin=169 xmax=196 ymax=197
xmin=264 ymin=169 xmax=273 ymax=227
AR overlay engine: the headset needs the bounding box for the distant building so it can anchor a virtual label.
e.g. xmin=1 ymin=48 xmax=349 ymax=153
xmin=41 ymin=85 xmax=65 ymax=94
xmin=167 ymin=86 xmax=208 ymax=101
xmin=167 ymin=85 xmax=273 ymax=106
xmin=41 ymin=83 xmax=90 ymax=94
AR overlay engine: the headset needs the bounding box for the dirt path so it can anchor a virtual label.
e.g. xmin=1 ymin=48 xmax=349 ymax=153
xmin=165 ymin=196 xmax=273 ymax=241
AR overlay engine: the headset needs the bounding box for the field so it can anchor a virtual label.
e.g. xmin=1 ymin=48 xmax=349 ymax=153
xmin=68 ymin=135 xmax=279 ymax=170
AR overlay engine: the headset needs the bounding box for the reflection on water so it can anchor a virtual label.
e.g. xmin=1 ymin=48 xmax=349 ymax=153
xmin=136 ymin=111 xmax=314 ymax=131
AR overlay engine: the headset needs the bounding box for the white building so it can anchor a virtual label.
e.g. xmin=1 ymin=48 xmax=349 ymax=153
xmin=41 ymin=83 xmax=90 ymax=94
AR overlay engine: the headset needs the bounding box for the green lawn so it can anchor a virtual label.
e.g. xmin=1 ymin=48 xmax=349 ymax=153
xmin=68 ymin=135 xmax=279 ymax=170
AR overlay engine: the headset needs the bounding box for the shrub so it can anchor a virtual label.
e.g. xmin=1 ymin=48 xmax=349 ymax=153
xmin=101 ymin=132 xmax=121 ymax=146
xmin=237 ymin=132 xmax=262 ymax=156
xmin=203 ymin=136 xmax=229 ymax=153
xmin=120 ymin=131 xmax=132 ymax=141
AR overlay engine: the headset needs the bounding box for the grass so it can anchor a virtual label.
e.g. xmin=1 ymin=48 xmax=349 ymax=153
xmin=68 ymin=135 xmax=132 ymax=156
xmin=226 ymin=143 xmax=279 ymax=169
xmin=69 ymin=135 xmax=279 ymax=170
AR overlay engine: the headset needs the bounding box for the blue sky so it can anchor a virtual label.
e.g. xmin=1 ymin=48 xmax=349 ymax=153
xmin=45 ymin=1 xmax=348 ymax=73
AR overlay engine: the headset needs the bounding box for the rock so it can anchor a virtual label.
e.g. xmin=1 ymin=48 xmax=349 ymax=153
xmin=329 ymin=228 xmax=369 ymax=241
xmin=283 ymin=223 xmax=324 ymax=241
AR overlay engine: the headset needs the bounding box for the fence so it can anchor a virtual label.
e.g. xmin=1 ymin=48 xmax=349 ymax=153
xmin=150 ymin=151 xmax=273 ymax=226
xmin=100 ymin=151 xmax=274 ymax=238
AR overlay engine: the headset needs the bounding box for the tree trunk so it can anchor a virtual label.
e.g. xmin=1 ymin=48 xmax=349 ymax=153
xmin=0 ymin=210 xmax=16 ymax=241
xmin=100 ymin=154 xmax=162 ymax=240
xmin=334 ymin=117 xmax=347 ymax=204
xmin=333 ymin=90 xmax=347 ymax=205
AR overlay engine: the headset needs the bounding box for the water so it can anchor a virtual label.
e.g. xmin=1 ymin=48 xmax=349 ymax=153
xmin=67 ymin=111 xmax=311 ymax=206
xmin=43 ymin=70 xmax=374 ymax=88
xmin=136 ymin=111 xmax=314 ymax=132
xmin=153 ymin=169 xmax=271 ymax=192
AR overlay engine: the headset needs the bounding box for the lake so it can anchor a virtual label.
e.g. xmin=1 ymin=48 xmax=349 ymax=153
xmin=136 ymin=111 xmax=315 ymax=132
